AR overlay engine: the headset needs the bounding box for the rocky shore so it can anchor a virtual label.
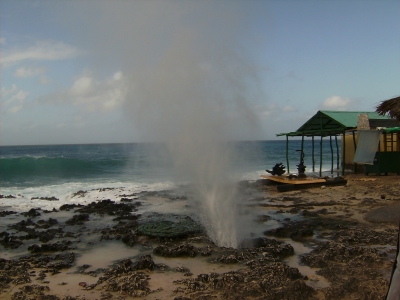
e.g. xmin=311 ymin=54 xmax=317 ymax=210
xmin=1 ymin=174 xmax=399 ymax=299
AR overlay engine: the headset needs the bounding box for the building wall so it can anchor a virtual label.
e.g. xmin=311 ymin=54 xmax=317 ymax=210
xmin=342 ymin=131 xmax=400 ymax=172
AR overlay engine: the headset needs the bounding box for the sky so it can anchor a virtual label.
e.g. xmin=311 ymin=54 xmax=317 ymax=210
xmin=0 ymin=0 xmax=399 ymax=146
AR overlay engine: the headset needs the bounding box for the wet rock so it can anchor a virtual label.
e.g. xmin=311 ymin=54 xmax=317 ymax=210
xmin=301 ymin=240 xmax=383 ymax=268
xmin=71 ymin=190 xmax=87 ymax=198
xmin=138 ymin=219 xmax=203 ymax=238
xmin=76 ymin=199 xmax=133 ymax=216
xmin=9 ymin=218 xmax=36 ymax=231
xmin=240 ymin=237 xmax=280 ymax=248
xmin=59 ymin=204 xmax=83 ymax=211
xmin=94 ymin=256 xmax=159 ymax=298
xmin=28 ymin=241 xmax=72 ymax=253
xmin=332 ymin=228 xmax=397 ymax=245
xmin=31 ymin=196 xmax=59 ymax=201
xmin=173 ymin=261 xmax=315 ymax=299
xmin=0 ymin=231 xmax=23 ymax=249
xmin=10 ymin=284 xmax=58 ymax=300
xmin=219 ymin=254 xmax=239 ymax=264
xmin=65 ymin=213 xmax=89 ymax=225
xmin=120 ymin=197 xmax=134 ymax=202
xmin=200 ymin=245 xmax=212 ymax=256
xmin=133 ymin=255 xmax=156 ymax=271
xmin=264 ymin=217 xmax=353 ymax=241
xmin=176 ymin=266 xmax=191 ymax=273
xmin=154 ymin=243 xmax=199 ymax=257
xmin=255 ymin=214 xmax=272 ymax=223
xmin=22 ymin=208 xmax=41 ymax=217
xmin=0 ymin=210 xmax=17 ymax=217
xmin=121 ymin=232 xmax=137 ymax=247
xmin=36 ymin=218 xmax=59 ymax=229
xmin=98 ymin=219 xmax=138 ymax=246
xmin=0 ymin=194 xmax=16 ymax=199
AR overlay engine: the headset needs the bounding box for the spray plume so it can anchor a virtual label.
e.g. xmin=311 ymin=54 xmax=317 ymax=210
xmin=124 ymin=31 xmax=261 ymax=247
xmin=65 ymin=1 xmax=266 ymax=247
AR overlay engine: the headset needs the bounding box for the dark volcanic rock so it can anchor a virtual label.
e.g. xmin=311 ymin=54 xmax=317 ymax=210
xmin=37 ymin=218 xmax=58 ymax=229
xmin=173 ymin=261 xmax=315 ymax=299
xmin=59 ymin=203 xmax=83 ymax=211
xmin=332 ymin=228 xmax=397 ymax=245
xmin=76 ymin=199 xmax=133 ymax=216
xmin=138 ymin=219 xmax=203 ymax=238
xmin=154 ymin=243 xmax=199 ymax=257
xmin=242 ymin=237 xmax=276 ymax=248
xmin=28 ymin=241 xmax=72 ymax=253
xmin=301 ymin=240 xmax=383 ymax=268
xmin=65 ymin=213 xmax=89 ymax=225
xmin=93 ymin=255 xmax=162 ymax=298
xmin=264 ymin=217 xmax=353 ymax=241
xmin=71 ymin=190 xmax=87 ymax=198
xmin=133 ymin=255 xmax=156 ymax=271
xmin=0 ymin=211 xmax=17 ymax=217
xmin=22 ymin=208 xmax=41 ymax=217
xmin=9 ymin=218 xmax=37 ymax=231
xmin=31 ymin=196 xmax=59 ymax=201
xmin=0 ymin=231 xmax=23 ymax=249
xmin=0 ymin=194 xmax=16 ymax=199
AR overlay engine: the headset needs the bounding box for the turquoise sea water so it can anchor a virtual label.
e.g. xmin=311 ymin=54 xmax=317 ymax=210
xmin=0 ymin=140 xmax=340 ymax=210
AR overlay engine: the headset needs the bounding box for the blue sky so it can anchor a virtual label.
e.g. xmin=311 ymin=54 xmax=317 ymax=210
xmin=1 ymin=0 xmax=399 ymax=146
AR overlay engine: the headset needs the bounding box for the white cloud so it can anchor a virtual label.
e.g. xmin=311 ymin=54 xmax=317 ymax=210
xmin=282 ymin=105 xmax=296 ymax=112
xmin=256 ymin=103 xmax=278 ymax=117
xmin=320 ymin=96 xmax=353 ymax=110
xmin=70 ymin=76 xmax=94 ymax=96
xmin=39 ymin=75 xmax=51 ymax=85
xmin=113 ymin=71 xmax=123 ymax=81
xmin=1 ymin=40 xmax=81 ymax=66
xmin=39 ymin=71 xmax=127 ymax=113
xmin=7 ymin=105 xmax=24 ymax=114
xmin=14 ymin=66 xmax=47 ymax=78
xmin=0 ymin=84 xmax=18 ymax=99
xmin=1 ymin=85 xmax=30 ymax=114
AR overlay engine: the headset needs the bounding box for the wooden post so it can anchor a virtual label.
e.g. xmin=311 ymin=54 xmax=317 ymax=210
xmin=312 ymin=136 xmax=315 ymax=172
xmin=352 ymin=131 xmax=357 ymax=173
xmin=319 ymin=135 xmax=323 ymax=177
xmin=330 ymin=135 xmax=333 ymax=174
xmin=342 ymin=131 xmax=346 ymax=176
xmin=286 ymin=135 xmax=289 ymax=173
xmin=335 ymin=135 xmax=340 ymax=170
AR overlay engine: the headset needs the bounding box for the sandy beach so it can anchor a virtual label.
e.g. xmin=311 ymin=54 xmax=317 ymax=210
xmin=1 ymin=174 xmax=399 ymax=299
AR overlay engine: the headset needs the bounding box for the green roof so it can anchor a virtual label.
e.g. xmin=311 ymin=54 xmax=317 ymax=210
xmin=312 ymin=111 xmax=389 ymax=129
xmin=277 ymin=110 xmax=391 ymax=137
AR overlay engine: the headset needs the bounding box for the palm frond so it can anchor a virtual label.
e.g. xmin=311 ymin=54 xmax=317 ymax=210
xmin=375 ymin=96 xmax=400 ymax=120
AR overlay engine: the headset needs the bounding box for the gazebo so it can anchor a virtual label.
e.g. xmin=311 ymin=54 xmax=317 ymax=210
xmin=277 ymin=110 xmax=395 ymax=176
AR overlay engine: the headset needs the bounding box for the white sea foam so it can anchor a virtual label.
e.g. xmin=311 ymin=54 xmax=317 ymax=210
xmin=0 ymin=180 xmax=176 ymax=212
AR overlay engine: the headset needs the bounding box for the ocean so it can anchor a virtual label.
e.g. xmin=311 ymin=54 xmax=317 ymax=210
xmin=0 ymin=140 xmax=340 ymax=212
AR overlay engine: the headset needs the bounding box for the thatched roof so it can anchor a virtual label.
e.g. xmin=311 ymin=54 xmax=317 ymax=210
xmin=375 ymin=96 xmax=400 ymax=120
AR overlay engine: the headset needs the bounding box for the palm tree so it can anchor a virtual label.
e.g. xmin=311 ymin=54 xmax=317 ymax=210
xmin=375 ymin=96 xmax=400 ymax=121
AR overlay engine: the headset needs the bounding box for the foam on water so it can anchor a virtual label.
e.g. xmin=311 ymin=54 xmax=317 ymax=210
xmin=0 ymin=180 xmax=176 ymax=212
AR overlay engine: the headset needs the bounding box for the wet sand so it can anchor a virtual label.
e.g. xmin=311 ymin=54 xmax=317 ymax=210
xmin=1 ymin=174 xmax=399 ymax=299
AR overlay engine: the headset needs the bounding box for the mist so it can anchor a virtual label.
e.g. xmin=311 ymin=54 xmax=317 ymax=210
xmin=124 ymin=35 xmax=262 ymax=247
xmin=64 ymin=1 xmax=267 ymax=247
